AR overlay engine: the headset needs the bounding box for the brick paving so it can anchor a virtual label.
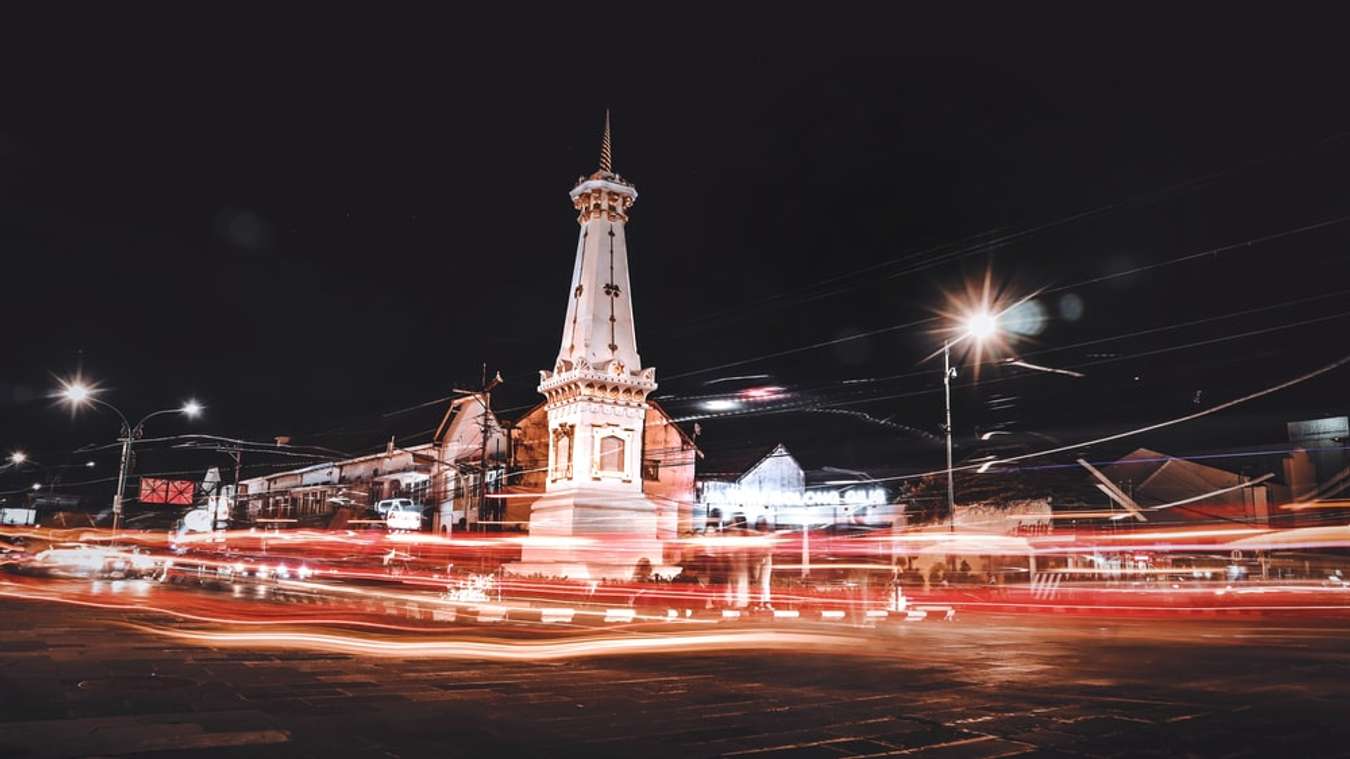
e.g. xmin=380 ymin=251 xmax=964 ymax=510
xmin=2 ymin=597 xmax=1349 ymax=757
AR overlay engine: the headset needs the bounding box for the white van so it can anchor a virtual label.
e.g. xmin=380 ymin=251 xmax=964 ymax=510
xmin=374 ymin=498 xmax=415 ymax=516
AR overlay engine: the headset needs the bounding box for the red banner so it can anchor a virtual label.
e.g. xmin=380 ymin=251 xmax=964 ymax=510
xmin=139 ymin=478 xmax=196 ymax=505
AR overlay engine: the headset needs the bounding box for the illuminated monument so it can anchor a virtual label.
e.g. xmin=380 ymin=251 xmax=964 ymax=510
xmin=508 ymin=114 xmax=677 ymax=580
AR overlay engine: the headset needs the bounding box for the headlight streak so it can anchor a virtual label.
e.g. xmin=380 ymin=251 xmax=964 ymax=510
xmin=0 ymin=585 xmax=446 ymax=634
xmin=126 ymin=624 xmax=870 ymax=661
xmin=1 ymin=579 xmax=834 ymax=660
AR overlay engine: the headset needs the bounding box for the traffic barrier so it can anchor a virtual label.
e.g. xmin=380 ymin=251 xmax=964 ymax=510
xmin=472 ymin=604 xmax=507 ymax=623
xmin=539 ymin=607 xmax=575 ymax=624
xmin=912 ymin=605 xmax=956 ymax=622
xmin=604 ymin=608 xmax=636 ymax=623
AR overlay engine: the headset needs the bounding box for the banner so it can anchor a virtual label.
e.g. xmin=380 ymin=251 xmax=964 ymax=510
xmin=139 ymin=478 xmax=196 ymax=505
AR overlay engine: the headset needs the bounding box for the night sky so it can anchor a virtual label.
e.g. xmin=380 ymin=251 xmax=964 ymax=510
xmin=3 ymin=15 xmax=1349 ymax=492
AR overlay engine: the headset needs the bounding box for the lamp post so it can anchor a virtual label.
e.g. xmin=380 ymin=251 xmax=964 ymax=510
xmin=943 ymin=311 xmax=999 ymax=533
xmin=60 ymin=382 xmax=201 ymax=539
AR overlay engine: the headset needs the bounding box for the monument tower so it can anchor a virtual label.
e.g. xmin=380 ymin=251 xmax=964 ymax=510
xmin=509 ymin=113 xmax=674 ymax=580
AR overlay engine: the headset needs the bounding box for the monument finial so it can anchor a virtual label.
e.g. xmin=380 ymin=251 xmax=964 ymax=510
xmin=599 ymin=110 xmax=613 ymax=175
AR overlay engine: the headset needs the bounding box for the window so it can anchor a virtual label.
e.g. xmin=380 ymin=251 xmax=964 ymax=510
xmin=598 ymin=435 xmax=626 ymax=473
xmin=642 ymin=459 xmax=660 ymax=482
xmin=409 ymin=478 xmax=430 ymax=505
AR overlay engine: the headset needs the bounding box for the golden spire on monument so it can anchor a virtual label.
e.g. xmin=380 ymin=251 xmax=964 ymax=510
xmin=585 ymin=109 xmax=630 ymax=184
xmin=599 ymin=109 xmax=613 ymax=174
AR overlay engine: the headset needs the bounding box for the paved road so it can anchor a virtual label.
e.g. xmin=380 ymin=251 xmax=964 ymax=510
xmin=2 ymin=596 xmax=1349 ymax=758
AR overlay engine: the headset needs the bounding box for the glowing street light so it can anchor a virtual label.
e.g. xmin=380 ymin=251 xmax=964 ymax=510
xmin=57 ymin=378 xmax=203 ymax=538
xmin=962 ymin=310 xmax=999 ymax=341
xmin=8 ymin=451 xmax=26 ymax=465
xmin=30 ymin=482 xmax=42 ymax=491
xmin=62 ymin=382 xmax=92 ymax=404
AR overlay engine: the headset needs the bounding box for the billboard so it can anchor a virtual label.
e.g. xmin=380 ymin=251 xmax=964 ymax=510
xmin=139 ymin=478 xmax=196 ymax=505
xmin=0 ymin=508 xmax=36 ymax=526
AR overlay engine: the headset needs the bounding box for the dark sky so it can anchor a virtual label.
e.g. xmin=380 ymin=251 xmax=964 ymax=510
xmin=3 ymin=12 xmax=1349 ymax=491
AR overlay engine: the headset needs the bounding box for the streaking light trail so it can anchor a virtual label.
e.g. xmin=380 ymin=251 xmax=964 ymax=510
xmin=130 ymin=625 xmax=868 ymax=660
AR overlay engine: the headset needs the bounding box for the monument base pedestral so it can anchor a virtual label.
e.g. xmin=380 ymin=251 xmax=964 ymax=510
xmin=503 ymin=487 xmax=681 ymax=581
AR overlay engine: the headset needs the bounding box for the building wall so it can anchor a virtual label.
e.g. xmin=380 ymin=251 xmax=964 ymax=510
xmin=240 ymin=445 xmax=436 ymax=526
xmin=1288 ymin=417 xmax=1349 ymax=486
xmin=699 ymin=445 xmax=805 ymax=531
xmin=641 ymin=407 xmax=698 ymax=540
xmin=511 ymin=404 xmax=550 ymax=494
xmin=738 ymin=446 xmax=805 ymax=530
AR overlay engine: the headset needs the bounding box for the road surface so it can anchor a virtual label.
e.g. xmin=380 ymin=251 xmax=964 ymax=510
xmin=2 ymin=594 xmax=1349 ymax=758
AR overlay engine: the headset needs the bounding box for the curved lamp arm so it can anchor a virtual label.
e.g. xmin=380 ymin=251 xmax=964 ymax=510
xmin=85 ymin=397 xmax=133 ymax=436
xmin=133 ymin=408 xmax=190 ymax=436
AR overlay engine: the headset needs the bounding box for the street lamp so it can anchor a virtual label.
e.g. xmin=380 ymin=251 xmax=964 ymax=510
xmin=9 ymin=451 xmax=27 ymax=465
xmin=964 ymin=311 xmax=999 ymax=341
xmin=942 ymin=310 xmax=1000 ymax=533
xmin=59 ymin=380 xmax=203 ymax=538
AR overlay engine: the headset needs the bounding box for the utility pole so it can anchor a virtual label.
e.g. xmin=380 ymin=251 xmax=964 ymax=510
xmin=113 ymin=431 xmax=133 ymax=540
xmin=479 ymin=364 xmax=489 ymax=533
xmin=476 ymin=364 xmax=503 ymax=533
xmin=226 ymin=446 xmax=243 ymax=532
xmin=943 ymin=339 xmax=956 ymax=533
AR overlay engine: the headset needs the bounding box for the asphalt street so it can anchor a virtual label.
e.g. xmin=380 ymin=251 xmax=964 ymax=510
xmin=2 ymin=595 xmax=1349 ymax=758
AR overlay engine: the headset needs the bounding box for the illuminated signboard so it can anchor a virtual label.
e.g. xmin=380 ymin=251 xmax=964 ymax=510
xmin=139 ymin=478 xmax=196 ymax=505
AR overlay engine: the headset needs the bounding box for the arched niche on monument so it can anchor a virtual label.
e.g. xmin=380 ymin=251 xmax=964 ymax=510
xmin=551 ymin=425 xmax=574 ymax=481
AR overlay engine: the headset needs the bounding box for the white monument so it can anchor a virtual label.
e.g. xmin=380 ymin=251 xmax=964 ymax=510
xmin=508 ymin=114 xmax=676 ymax=580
